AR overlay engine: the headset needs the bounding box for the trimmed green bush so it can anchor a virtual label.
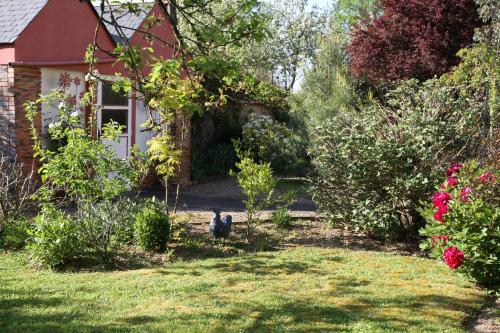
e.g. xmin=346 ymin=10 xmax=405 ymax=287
xmin=134 ymin=199 xmax=170 ymax=252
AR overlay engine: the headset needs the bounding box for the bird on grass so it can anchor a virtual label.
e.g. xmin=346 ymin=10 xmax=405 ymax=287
xmin=209 ymin=208 xmax=232 ymax=242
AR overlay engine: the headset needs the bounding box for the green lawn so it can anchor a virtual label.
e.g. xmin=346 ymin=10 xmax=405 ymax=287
xmin=0 ymin=247 xmax=485 ymax=333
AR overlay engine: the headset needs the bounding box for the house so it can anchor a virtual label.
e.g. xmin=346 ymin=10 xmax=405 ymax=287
xmin=0 ymin=0 xmax=191 ymax=186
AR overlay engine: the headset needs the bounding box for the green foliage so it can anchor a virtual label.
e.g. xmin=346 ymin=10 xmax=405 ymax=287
xmin=271 ymin=206 xmax=293 ymax=228
xmin=226 ymin=0 xmax=328 ymax=91
xmin=241 ymin=114 xmax=306 ymax=174
xmin=272 ymin=190 xmax=297 ymax=227
xmin=24 ymin=91 xmax=151 ymax=266
xmin=233 ymin=145 xmax=276 ymax=240
xmin=0 ymin=219 xmax=31 ymax=250
xmin=27 ymin=205 xmax=79 ymax=269
xmin=134 ymin=198 xmax=170 ymax=252
xmin=309 ymin=79 xmax=483 ymax=239
xmin=191 ymin=144 xmax=237 ymax=181
xmin=77 ymin=199 xmax=139 ymax=258
xmin=419 ymin=162 xmax=500 ymax=292
xmin=25 ymin=92 xmax=148 ymax=205
xmin=442 ymin=43 xmax=499 ymax=141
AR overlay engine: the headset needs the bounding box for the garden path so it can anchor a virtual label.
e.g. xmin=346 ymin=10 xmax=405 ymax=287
xmin=145 ymin=177 xmax=317 ymax=224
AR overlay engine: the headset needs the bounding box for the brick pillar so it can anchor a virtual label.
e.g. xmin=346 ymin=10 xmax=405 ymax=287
xmin=13 ymin=66 xmax=42 ymax=173
xmin=0 ymin=65 xmax=15 ymax=157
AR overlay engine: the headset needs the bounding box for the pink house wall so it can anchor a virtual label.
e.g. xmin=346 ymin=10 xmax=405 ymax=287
xmin=0 ymin=46 xmax=15 ymax=64
xmin=14 ymin=0 xmax=116 ymax=67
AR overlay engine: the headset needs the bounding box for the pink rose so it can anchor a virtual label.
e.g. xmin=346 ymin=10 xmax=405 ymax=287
xmin=443 ymin=246 xmax=464 ymax=269
xmin=480 ymin=172 xmax=496 ymax=183
xmin=446 ymin=163 xmax=463 ymax=177
xmin=433 ymin=204 xmax=449 ymax=223
xmin=460 ymin=187 xmax=472 ymax=202
xmin=433 ymin=192 xmax=451 ymax=208
xmin=446 ymin=177 xmax=458 ymax=187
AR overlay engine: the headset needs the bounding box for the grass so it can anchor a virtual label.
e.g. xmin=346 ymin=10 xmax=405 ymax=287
xmin=0 ymin=247 xmax=486 ymax=333
xmin=276 ymin=177 xmax=310 ymax=198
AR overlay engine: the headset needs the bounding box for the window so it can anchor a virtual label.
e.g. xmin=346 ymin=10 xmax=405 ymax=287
xmin=102 ymin=83 xmax=128 ymax=106
xmin=100 ymin=82 xmax=129 ymax=134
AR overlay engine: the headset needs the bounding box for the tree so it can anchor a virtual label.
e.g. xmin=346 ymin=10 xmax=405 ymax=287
xmin=228 ymin=0 xmax=328 ymax=91
xmin=347 ymin=0 xmax=482 ymax=83
xmin=293 ymin=0 xmax=379 ymax=125
xmin=88 ymin=0 xmax=269 ymax=211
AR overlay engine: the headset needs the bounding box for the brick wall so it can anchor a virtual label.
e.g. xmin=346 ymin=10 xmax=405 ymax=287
xmin=0 ymin=65 xmax=15 ymax=157
xmin=13 ymin=66 xmax=42 ymax=172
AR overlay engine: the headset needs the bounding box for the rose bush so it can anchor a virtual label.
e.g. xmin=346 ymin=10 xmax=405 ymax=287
xmin=419 ymin=161 xmax=499 ymax=292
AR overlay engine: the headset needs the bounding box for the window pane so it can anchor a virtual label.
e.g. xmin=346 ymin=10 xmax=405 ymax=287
xmin=102 ymin=108 xmax=127 ymax=133
xmin=102 ymin=83 xmax=128 ymax=106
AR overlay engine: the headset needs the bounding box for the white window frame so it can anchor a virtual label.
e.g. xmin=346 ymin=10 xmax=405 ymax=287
xmin=96 ymin=77 xmax=132 ymax=158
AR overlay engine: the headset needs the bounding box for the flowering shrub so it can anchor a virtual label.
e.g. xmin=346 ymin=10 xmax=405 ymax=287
xmin=241 ymin=114 xmax=307 ymax=174
xmin=419 ymin=161 xmax=499 ymax=292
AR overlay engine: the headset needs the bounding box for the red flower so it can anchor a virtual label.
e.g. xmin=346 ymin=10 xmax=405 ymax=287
xmin=433 ymin=192 xmax=451 ymax=208
xmin=433 ymin=204 xmax=449 ymax=223
xmin=460 ymin=187 xmax=472 ymax=202
xmin=446 ymin=177 xmax=458 ymax=188
xmin=480 ymin=172 xmax=496 ymax=183
xmin=443 ymin=246 xmax=464 ymax=269
xmin=447 ymin=163 xmax=463 ymax=177
xmin=431 ymin=235 xmax=449 ymax=247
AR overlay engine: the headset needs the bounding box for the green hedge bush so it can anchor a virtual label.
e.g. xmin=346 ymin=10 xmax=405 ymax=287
xmin=309 ymin=79 xmax=483 ymax=239
xmin=134 ymin=199 xmax=170 ymax=252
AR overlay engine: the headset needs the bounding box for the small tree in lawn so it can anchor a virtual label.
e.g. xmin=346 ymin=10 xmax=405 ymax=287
xmin=233 ymin=143 xmax=276 ymax=242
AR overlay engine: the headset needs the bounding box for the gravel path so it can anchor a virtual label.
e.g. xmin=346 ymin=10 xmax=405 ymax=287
xmin=143 ymin=177 xmax=318 ymax=223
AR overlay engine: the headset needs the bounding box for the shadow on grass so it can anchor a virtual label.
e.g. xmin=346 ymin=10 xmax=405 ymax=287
xmin=0 ymin=282 xmax=479 ymax=333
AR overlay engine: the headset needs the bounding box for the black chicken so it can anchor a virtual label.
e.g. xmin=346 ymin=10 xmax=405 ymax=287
xmin=209 ymin=208 xmax=232 ymax=241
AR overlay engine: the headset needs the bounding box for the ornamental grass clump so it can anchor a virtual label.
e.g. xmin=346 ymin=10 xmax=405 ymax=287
xmin=419 ymin=161 xmax=499 ymax=293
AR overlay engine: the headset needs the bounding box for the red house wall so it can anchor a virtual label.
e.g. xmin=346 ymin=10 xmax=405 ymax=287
xmin=14 ymin=0 xmax=115 ymax=69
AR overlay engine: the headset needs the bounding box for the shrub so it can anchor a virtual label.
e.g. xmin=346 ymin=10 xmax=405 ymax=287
xmin=419 ymin=161 xmax=499 ymax=292
xmin=0 ymin=218 xmax=31 ymax=250
xmin=0 ymin=154 xmax=37 ymax=224
xmin=24 ymin=92 xmax=149 ymax=267
xmin=309 ymin=79 xmax=483 ymax=239
xmin=271 ymin=206 xmax=293 ymax=228
xmin=241 ymin=114 xmax=307 ymax=175
xmin=134 ymin=199 xmax=170 ymax=252
xmin=271 ymin=191 xmax=296 ymax=228
xmin=347 ymin=0 xmax=481 ymax=83
xmin=233 ymin=148 xmax=276 ymax=241
xmin=27 ymin=206 xmax=79 ymax=269
xmin=77 ymin=199 xmax=139 ymax=258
